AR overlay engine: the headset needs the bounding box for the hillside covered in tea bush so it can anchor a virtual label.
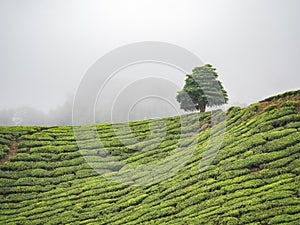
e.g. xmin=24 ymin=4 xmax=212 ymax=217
xmin=0 ymin=90 xmax=300 ymax=224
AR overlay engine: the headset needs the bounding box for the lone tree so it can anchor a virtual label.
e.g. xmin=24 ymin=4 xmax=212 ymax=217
xmin=176 ymin=64 xmax=228 ymax=112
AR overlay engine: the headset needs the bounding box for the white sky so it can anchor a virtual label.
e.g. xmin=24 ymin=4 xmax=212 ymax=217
xmin=0 ymin=0 xmax=300 ymax=112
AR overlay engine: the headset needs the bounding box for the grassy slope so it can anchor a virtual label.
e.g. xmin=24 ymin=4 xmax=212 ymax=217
xmin=0 ymin=90 xmax=300 ymax=224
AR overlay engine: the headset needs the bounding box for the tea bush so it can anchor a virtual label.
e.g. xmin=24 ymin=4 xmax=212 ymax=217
xmin=0 ymin=91 xmax=299 ymax=224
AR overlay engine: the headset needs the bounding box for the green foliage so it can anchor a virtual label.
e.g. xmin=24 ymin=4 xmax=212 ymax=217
xmin=263 ymin=103 xmax=277 ymax=112
xmin=0 ymin=91 xmax=299 ymax=224
xmin=260 ymin=90 xmax=300 ymax=102
xmin=0 ymin=144 xmax=9 ymax=158
xmin=281 ymin=100 xmax=299 ymax=109
xmin=176 ymin=64 xmax=228 ymax=112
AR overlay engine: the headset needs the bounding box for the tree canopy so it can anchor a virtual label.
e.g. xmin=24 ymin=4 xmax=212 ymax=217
xmin=176 ymin=64 xmax=228 ymax=112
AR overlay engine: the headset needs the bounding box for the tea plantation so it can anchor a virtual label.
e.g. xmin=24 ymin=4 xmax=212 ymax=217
xmin=0 ymin=90 xmax=299 ymax=224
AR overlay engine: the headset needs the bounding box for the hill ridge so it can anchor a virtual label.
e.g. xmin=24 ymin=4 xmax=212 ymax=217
xmin=0 ymin=90 xmax=299 ymax=224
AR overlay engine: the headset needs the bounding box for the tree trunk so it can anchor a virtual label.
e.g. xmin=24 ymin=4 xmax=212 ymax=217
xmin=199 ymin=103 xmax=206 ymax=112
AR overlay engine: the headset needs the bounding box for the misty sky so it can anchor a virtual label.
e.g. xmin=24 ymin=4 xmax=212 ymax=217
xmin=1 ymin=0 xmax=300 ymax=113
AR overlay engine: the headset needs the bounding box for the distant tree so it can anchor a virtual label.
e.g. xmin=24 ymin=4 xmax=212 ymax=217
xmin=0 ymin=109 xmax=14 ymax=125
xmin=13 ymin=107 xmax=46 ymax=125
xmin=176 ymin=64 xmax=228 ymax=112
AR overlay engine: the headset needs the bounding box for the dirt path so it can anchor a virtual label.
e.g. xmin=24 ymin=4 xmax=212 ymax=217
xmin=0 ymin=140 xmax=19 ymax=165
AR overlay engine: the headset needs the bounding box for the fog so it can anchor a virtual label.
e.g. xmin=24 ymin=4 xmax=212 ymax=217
xmin=1 ymin=0 xmax=300 ymax=125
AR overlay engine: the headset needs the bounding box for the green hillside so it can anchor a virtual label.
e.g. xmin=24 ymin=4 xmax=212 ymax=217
xmin=0 ymin=90 xmax=300 ymax=224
